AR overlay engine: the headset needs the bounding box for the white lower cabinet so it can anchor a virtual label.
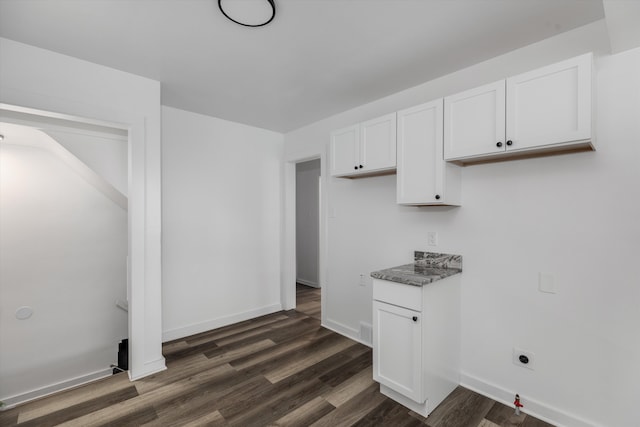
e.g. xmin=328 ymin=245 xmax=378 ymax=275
xmin=373 ymin=301 xmax=423 ymax=402
xmin=372 ymin=276 xmax=461 ymax=417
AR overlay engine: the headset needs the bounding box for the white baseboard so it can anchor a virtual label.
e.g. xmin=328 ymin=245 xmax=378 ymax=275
xmin=0 ymin=367 xmax=113 ymax=410
xmin=322 ymin=317 xmax=372 ymax=348
xmin=296 ymin=278 xmax=319 ymax=288
xmin=460 ymin=372 xmax=602 ymax=427
xmin=162 ymin=303 xmax=283 ymax=342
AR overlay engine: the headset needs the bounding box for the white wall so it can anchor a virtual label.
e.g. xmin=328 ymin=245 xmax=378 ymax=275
xmin=0 ymin=37 xmax=164 ymax=384
xmin=0 ymin=125 xmax=127 ymax=404
xmin=161 ymin=106 xmax=284 ymax=341
xmin=283 ymin=21 xmax=640 ymax=427
xmin=296 ymin=159 xmax=321 ymax=287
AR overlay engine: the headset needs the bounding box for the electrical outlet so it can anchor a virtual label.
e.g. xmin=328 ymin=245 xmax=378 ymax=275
xmin=513 ymin=347 xmax=535 ymax=370
xmin=359 ymin=273 xmax=366 ymax=286
xmin=427 ymin=231 xmax=438 ymax=246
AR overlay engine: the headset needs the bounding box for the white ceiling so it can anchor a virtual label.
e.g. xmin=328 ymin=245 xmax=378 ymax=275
xmin=0 ymin=0 xmax=605 ymax=132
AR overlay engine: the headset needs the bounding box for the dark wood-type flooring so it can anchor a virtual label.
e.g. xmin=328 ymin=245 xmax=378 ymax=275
xmin=0 ymin=284 xmax=554 ymax=426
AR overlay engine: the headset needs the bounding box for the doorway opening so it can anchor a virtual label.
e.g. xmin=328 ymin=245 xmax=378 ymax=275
xmin=0 ymin=107 xmax=130 ymax=407
xmin=294 ymin=158 xmax=321 ymax=319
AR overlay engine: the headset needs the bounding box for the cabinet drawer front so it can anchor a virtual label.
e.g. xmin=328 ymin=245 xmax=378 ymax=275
xmin=373 ymin=279 xmax=422 ymax=311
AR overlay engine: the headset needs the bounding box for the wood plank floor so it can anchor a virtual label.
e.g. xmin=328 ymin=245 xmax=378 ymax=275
xmin=295 ymin=283 xmax=321 ymax=320
xmin=1 ymin=284 xmax=555 ymax=426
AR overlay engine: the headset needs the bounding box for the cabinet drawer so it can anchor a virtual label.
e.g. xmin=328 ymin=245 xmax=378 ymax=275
xmin=373 ymin=279 xmax=422 ymax=311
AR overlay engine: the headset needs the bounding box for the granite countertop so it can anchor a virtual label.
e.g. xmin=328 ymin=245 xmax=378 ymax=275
xmin=370 ymin=251 xmax=462 ymax=287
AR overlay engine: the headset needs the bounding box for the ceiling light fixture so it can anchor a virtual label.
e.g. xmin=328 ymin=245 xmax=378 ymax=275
xmin=218 ymin=0 xmax=276 ymax=27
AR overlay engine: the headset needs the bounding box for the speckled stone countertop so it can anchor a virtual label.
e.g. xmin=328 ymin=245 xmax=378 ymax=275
xmin=370 ymin=251 xmax=462 ymax=287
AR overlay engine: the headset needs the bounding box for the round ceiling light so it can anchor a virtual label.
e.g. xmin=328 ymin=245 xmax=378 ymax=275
xmin=218 ymin=0 xmax=276 ymax=27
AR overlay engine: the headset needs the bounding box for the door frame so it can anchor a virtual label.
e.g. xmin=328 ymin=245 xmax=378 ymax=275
xmin=0 ymin=102 xmax=164 ymax=383
xmin=282 ymin=150 xmax=327 ymax=325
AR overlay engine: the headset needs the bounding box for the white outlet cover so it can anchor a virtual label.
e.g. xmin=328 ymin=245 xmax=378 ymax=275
xmin=538 ymin=272 xmax=556 ymax=294
xmin=513 ymin=347 xmax=535 ymax=370
xmin=427 ymin=231 xmax=438 ymax=246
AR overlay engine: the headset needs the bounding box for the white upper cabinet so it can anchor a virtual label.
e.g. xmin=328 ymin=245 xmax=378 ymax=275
xmin=444 ymin=53 xmax=593 ymax=164
xmin=331 ymin=113 xmax=396 ymax=177
xmin=443 ymin=80 xmax=506 ymax=160
xmin=360 ymin=113 xmax=397 ymax=172
xmin=330 ymin=124 xmax=360 ymax=176
xmin=397 ymin=99 xmax=461 ymax=206
xmin=506 ymin=53 xmax=592 ymax=151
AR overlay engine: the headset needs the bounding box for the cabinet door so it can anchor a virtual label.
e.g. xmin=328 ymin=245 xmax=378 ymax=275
xmin=360 ymin=113 xmax=397 ymax=173
xmin=444 ymin=80 xmax=506 ymax=160
xmin=506 ymin=53 xmax=591 ymax=151
xmin=330 ymin=124 xmax=359 ymax=176
xmin=397 ymin=100 xmax=444 ymax=204
xmin=373 ymin=300 xmax=423 ymax=403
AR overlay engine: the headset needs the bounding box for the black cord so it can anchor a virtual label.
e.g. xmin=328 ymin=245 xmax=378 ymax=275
xmin=218 ymin=0 xmax=276 ymax=27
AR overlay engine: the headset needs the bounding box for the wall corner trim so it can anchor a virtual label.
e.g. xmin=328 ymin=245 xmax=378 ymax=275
xmin=322 ymin=318 xmax=372 ymax=348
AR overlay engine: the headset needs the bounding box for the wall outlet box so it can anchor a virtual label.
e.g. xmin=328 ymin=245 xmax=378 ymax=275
xmin=538 ymin=272 xmax=556 ymax=294
xmin=359 ymin=273 xmax=366 ymax=286
xmin=427 ymin=231 xmax=438 ymax=246
xmin=513 ymin=347 xmax=535 ymax=370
